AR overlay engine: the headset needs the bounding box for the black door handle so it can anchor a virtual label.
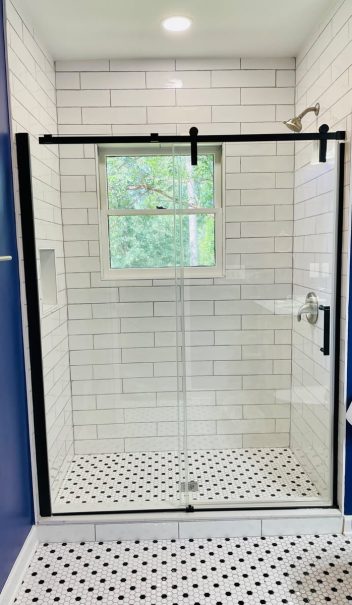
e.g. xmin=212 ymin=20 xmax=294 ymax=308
xmin=319 ymin=305 xmax=330 ymax=356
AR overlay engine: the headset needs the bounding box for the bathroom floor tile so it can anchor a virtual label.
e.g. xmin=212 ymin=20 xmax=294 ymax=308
xmin=13 ymin=534 xmax=352 ymax=604
xmin=54 ymin=447 xmax=320 ymax=512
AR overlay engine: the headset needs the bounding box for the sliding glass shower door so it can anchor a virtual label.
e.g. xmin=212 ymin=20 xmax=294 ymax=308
xmin=45 ymin=142 xmax=188 ymax=513
xmin=177 ymin=138 xmax=343 ymax=510
xmin=22 ymin=131 xmax=343 ymax=515
xmin=290 ymin=139 xmax=342 ymax=506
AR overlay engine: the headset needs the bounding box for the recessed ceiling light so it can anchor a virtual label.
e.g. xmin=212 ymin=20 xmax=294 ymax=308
xmin=162 ymin=16 xmax=192 ymax=32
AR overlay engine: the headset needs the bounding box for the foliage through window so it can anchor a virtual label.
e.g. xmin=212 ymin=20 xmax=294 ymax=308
xmin=98 ymin=145 xmax=222 ymax=278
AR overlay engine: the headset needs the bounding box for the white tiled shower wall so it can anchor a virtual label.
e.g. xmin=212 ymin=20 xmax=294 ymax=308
xmin=291 ymin=0 xmax=352 ymax=506
xmin=55 ymin=58 xmax=296 ymax=454
xmin=5 ymin=0 xmax=74 ymax=499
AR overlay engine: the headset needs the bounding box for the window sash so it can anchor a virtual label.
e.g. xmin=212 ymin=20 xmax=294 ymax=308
xmin=98 ymin=144 xmax=223 ymax=279
xmin=102 ymin=145 xmax=221 ymax=213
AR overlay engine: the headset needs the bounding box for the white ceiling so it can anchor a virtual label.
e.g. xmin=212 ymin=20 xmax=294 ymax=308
xmin=18 ymin=0 xmax=338 ymax=61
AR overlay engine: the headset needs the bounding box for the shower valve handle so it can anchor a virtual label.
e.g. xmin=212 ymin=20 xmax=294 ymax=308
xmin=297 ymin=292 xmax=319 ymax=324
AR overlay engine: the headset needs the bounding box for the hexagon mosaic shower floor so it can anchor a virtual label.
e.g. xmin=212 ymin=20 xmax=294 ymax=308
xmin=54 ymin=448 xmax=321 ymax=512
xmin=13 ymin=534 xmax=352 ymax=604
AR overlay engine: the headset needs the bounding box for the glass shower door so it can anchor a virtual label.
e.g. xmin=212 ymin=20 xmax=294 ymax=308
xmin=25 ymin=132 xmax=342 ymax=515
xmin=49 ymin=141 xmax=189 ymax=513
xmin=290 ymin=139 xmax=342 ymax=505
xmin=177 ymin=138 xmax=342 ymax=510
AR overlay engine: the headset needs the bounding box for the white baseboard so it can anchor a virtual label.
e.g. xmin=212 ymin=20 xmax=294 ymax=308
xmin=0 ymin=526 xmax=38 ymax=605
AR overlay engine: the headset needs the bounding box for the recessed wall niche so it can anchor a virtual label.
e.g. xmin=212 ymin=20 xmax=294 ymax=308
xmin=39 ymin=249 xmax=58 ymax=308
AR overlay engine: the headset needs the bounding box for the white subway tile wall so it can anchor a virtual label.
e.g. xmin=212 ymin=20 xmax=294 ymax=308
xmin=294 ymin=0 xmax=352 ymax=508
xmin=55 ymin=58 xmax=295 ymax=455
xmin=5 ymin=0 xmax=74 ymax=499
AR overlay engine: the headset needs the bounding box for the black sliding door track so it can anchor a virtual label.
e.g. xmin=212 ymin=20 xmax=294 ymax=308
xmin=39 ymin=125 xmax=345 ymax=165
xmin=39 ymin=128 xmax=345 ymax=145
xmin=18 ymin=129 xmax=345 ymax=517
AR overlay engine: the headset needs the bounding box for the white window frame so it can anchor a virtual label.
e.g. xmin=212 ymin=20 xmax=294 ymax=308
xmin=98 ymin=144 xmax=223 ymax=280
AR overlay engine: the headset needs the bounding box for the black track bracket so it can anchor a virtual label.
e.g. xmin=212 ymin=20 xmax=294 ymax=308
xmin=189 ymin=126 xmax=198 ymax=166
xmin=319 ymin=124 xmax=329 ymax=162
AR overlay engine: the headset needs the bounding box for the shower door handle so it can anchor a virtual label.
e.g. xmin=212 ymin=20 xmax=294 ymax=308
xmin=319 ymin=305 xmax=330 ymax=356
xmin=0 ymin=255 xmax=12 ymax=261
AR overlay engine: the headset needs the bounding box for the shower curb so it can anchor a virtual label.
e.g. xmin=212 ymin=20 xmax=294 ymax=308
xmin=35 ymin=509 xmax=344 ymax=542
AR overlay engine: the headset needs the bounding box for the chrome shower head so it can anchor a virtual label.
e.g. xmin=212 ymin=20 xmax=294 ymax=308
xmin=283 ymin=102 xmax=320 ymax=132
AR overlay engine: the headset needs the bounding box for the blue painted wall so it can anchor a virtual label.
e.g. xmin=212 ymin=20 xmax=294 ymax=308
xmin=0 ymin=0 xmax=34 ymax=591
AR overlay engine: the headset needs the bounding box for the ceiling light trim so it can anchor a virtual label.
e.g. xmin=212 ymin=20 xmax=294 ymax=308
xmin=162 ymin=16 xmax=192 ymax=32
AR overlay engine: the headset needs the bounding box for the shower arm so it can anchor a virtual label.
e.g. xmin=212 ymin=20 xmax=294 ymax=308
xmin=297 ymin=104 xmax=320 ymax=120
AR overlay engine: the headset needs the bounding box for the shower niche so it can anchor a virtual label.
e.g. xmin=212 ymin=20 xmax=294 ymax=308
xmin=16 ymin=127 xmax=344 ymax=515
xmin=39 ymin=249 xmax=58 ymax=310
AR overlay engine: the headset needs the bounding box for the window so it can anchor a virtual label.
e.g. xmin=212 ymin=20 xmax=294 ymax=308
xmin=98 ymin=145 xmax=223 ymax=279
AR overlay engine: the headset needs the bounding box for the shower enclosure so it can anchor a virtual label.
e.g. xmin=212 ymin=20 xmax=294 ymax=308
xmin=16 ymin=126 xmax=345 ymax=515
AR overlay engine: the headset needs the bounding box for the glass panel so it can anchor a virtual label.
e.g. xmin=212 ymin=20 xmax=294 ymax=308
xmin=290 ymin=139 xmax=340 ymax=504
xmin=179 ymin=214 xmax=215 ymax=267
xmin=106 ymin=154 xmax=175 ymax=210
xmin=176 ymin=154 xmax=215 ymax=210
xmin=34 ymin=137 xmax=341 ymax=515
xmin=108 ymin=214 xmax=176 ymax=269
xmin=106 ymin=152 xmax=215 ymax=210
xmin=108 ymin=213 xmax=215 ymax=269
xmin=43 ymin=140 xmax=187 ymax=513
xmin=179 ymin=139 xmax=340 ymax=510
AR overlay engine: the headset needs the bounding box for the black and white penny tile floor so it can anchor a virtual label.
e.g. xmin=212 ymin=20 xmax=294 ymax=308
xmin=13 ymin=534 xmax=352 ymax=604
xmin=54 ymin=448 xmax=320 ymax=512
